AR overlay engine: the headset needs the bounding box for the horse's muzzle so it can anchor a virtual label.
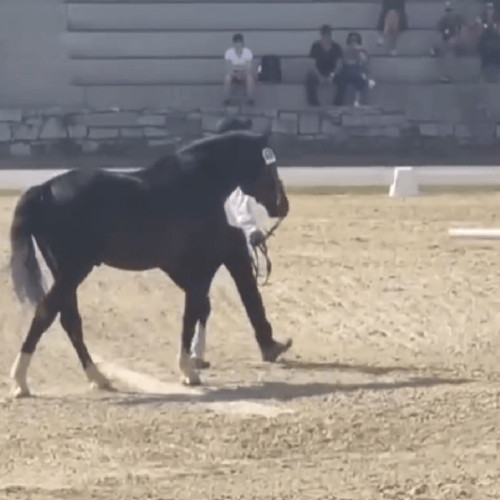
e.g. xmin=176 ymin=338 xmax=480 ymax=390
xmin=276 ymin=192 xmax=289 ymax=218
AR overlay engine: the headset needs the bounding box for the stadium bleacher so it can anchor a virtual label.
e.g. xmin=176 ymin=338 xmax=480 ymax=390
xmin=66 ymin=0 xmax=488 ymax=116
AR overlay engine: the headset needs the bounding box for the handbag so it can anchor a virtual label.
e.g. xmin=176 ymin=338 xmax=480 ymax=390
xmin=257 ymin=55 xmax=282 ymax=83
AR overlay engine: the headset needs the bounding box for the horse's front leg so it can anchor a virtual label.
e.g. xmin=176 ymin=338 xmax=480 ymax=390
xmin=224 ymin=230 xmax=292 ymax=362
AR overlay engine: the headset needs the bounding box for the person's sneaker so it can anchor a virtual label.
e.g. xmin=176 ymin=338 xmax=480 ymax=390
xmin=440 ymin=75 xmax=451 ymax=83
xmin=192 ymin=358 xmax=211 ymax=370
xmin=377 ymin=36 xmax=384 ymax=46
xmin=353 ymin=100 xmax=360 ymax=108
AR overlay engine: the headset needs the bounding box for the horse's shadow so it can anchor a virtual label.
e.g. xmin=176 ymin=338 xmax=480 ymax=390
xmin=113 ymin=360 xmax=471 ymax=407
xmin=278 ymin=359 xmax=420 ymax=375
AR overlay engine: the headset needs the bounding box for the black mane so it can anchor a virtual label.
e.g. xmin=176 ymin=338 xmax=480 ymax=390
xmin=216 ymin=116 xmax=253 ymax=133
xmin=138 ymin=131 xmax=266 ymax=203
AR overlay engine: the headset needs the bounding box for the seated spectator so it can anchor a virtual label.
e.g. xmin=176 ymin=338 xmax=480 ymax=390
xmin=430 ymin=2 xmax=467 ymax=83
xmin=476 ymin=2 xmax=500 ymax=80
xmin=483 ymin=0 xmax=500 ymax=16
xmin=223 ymin=33 xmax=255 ymax=106
xmin=377 ymin=0 xmax=408 ymax=56
xmin=477 ymin=2 xmax=500 ymax=29
xmin=335 ymin=32 xmax=376 ymax=107
xmin=458 ymin=19 xmax=483 ymax=55
xmin=305 ymin=25 xmax=344 ymax=107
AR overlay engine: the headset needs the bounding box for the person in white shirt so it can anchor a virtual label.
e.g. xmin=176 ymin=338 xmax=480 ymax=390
xmin=190 ymin=185 xmax=264 ymax=369
xmin=224 ymin=33 xmax=256 ymax=106
xmin=190 ymin=117 xmax=266 ymax=369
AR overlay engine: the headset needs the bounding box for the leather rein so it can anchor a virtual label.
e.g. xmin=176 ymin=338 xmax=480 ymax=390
xmin=251 ymin=217 xmax=283 ymax=286
xmin=250 ymin=155 xmax=284 ymax=286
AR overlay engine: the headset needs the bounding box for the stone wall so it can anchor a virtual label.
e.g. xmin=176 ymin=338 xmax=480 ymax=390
xmin=2 ymin=106 xmax=500 ymax=165
xmin=0 ymin=108 xmax=201 ymax=159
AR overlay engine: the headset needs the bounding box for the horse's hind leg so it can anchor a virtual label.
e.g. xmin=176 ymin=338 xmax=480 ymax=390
xmin=179 ymin=289 xmax=206 ymax=385
xmin=59 ymin=292 xmax=113 ymax=391
xmin=10 ymin=283 xmax=64 ymax=398
xmin=190 ymin=295 xmax=211 ymax=369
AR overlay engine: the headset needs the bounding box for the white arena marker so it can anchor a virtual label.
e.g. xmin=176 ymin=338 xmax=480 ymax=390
xmin=388 ymin=166 xmax=420 ymax=197
xmin=448 ymin=228 xmax=500 ymax=240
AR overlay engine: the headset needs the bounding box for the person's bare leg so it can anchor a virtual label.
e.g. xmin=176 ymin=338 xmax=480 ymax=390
xmin=385 ymin=10 xmax=401 ymax=55
xmin=442 ymin=38 xmax=458 ymax=82
xmin=378 ymin=11 xmax=389 ymax=46
xmin=223 ymin=74 xmax=232 ymax=104
xmin=246 ymin=70 xmax=255 ymax=104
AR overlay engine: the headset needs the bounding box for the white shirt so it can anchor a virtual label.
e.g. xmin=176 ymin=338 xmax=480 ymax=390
xmin=225 ymin=187 xmax=258 ymax=242
xmin=225 ymin=186 xmax=265 ymax=258
xmin=224 ymin=47 xmax=253 ymax=66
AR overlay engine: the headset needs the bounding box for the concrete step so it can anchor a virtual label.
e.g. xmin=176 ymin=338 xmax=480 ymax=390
xmin=71 ymin=56 xmax=481 ymax=85
xmin=66 ymin=29 xmax=441 ymax=59
xmin=67 ymin=2 xmax=455 ymax=31
xmin=84 ymin=82 xmax=500 ymax=122
xmin=67 ymin=0 xmax=470 ymax=3
xmin=83 ymin=83 xmax=339 ymax=110
xmin=67 ymin=0 xmax=353 ymax=3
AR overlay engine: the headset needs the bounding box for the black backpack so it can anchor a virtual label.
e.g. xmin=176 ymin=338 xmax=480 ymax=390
xmin=258 ymin=55 xmax=282 ymax=83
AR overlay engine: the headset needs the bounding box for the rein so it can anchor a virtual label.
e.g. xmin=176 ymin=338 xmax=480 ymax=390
xmin=251 ymin=217 xmax=283 ymax=286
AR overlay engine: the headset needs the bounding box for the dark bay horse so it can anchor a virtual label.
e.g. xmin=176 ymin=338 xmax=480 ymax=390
xmin=9 ymin=131 xmax=291 ymax=398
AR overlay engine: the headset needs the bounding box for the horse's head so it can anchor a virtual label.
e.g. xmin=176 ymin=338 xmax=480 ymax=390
xmin=176 ymin=129 xmax=289 ymax=219
xmin=238 ymin=133 xmax=289 ymax=219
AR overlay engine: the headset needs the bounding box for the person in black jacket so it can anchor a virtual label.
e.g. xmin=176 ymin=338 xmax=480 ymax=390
xmin=430 ymin=2 xmax=466 ymax=82
xmin=477 ymin=2 xmax=500 ymax=80
xmin=305 ymin=25 xmax=345 ymax=106
xmin=335 ymin=32 xmax=376 ymax=107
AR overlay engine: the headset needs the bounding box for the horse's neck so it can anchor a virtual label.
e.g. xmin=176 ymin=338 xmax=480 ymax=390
xmin=137 ymin=156 xmax=180 ymax=184
xmin=191 ymin=151 xmax=244 ymax=202
xmin=193 ymin=171 xmax=241 ymax=210
xmin=143 ymin=169 xmax=241 ymax=216
xmin=138 ymin=147 xmax=245 ymax=208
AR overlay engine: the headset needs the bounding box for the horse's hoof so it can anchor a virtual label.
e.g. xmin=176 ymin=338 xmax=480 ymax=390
xmin=11 ymin=385 xmax=31 ymax=399
xmin=262 ymin=338 xmax=293 ymax=362
xmin=181 ymin=374 xmax=202 ymax=387
xmin=89 ymin=380 xmax=116 ymax=392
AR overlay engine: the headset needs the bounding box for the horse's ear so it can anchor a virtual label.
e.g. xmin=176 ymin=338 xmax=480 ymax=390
xmin=258 ymin=128 xmax=271 ymax=148
xmin=262 ymin=121 xmax=272 ymax=139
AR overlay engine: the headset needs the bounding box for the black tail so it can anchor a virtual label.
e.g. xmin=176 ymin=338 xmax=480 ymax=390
xmin=10 ymin=186 xmax=47 ymax=306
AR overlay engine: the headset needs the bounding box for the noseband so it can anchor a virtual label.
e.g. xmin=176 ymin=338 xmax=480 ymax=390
xmin=251 ymin=217 xmax=283 ymax=286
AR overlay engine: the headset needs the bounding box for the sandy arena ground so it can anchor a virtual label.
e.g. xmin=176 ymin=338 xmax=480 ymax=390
xmin=1 ymin=189 xmax=500 ymax=499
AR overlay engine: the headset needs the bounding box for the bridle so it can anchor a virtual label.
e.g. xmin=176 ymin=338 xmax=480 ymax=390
xmin=251 ymin=160 xmax=285 ymax=286
xmin=251 ymin=217 xmax=283 ymax=287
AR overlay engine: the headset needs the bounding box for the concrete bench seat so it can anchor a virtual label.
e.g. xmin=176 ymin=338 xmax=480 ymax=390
xmin=65 ymin=29 xmax=443 ymax=59
xmin=66 ymin=0 xmax=469 ymax=3
xmin=67 ymin=2 xmax=454 ymax=31
xmin=71 ymin=56 xmax=481 ymax=85
xmin=84 ymin=82 xmax=500 ymax=122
